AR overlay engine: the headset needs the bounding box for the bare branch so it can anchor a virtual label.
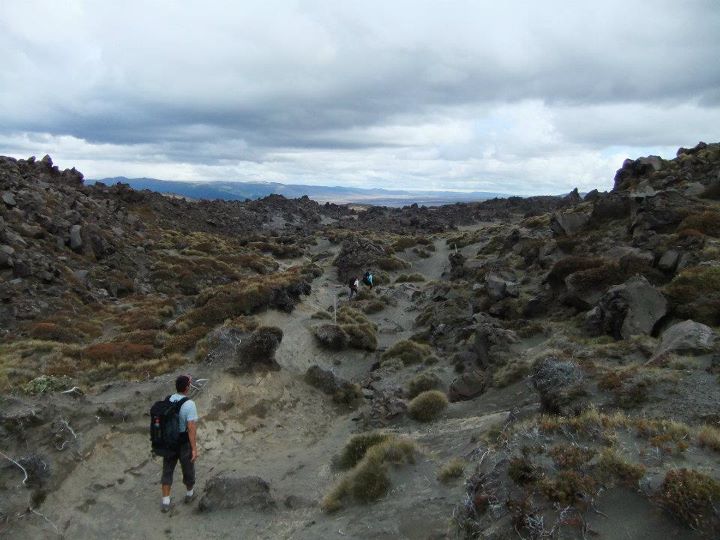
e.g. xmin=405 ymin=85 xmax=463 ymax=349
xmin=0 ymin=450 xmax=28 ymax=485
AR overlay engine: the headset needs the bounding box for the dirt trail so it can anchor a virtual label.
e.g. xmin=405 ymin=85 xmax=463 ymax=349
xmin=13 ymin=226 xmax=516 ymax=540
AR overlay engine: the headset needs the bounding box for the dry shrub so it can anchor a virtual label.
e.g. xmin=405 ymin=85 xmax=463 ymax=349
xmin=658 ymin=468 xmax=720 ymax=531
xmin=382 ymin=340 xmax=432 ymax=365
xmin=408 ymin=390 xmax=448 ymax=422
xmin=164 ymin=325 xmax=210 ymax=354
xmin=83 ymin=342 xmax=155 ymax=362
xmin=437 ymin=458 xmax=465 ymax=483
xmin=665 ymin=266 xmax=720 ymax=325
xmin=27 ymin=323 xmax=82 ymax=343
xmin=407 ymin=372 xmax=442 ymax=398
xmin=508 ymin=456 xmax=539 ymax=486
xmin=540 ymin=470 xmax=597 ymax=505
xmin=546 ymin=257 xmax=606 ymax=287
xmin=548 ymin=444 xmax=596 ymax=469
xmin=678 ymin=210 xmax=720 ymax=237
xmin=114 ymin=330 xmax=159 ymax=346
xmin=181 ymin=266 xmax=313 ymax=328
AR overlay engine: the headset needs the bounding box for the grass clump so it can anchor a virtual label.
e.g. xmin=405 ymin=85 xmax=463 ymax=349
xmin=322 ymin=436 xmax=418 ymax=512
xmin=540 ymin=470 xmax=597 ymax=505
xmin=376 ymin=256 xmax=410 ymax=272
xmin=406 ymin=372 xmax=443 ymax=398
xmin=548 ymin=444 xmax=596 ymax=469
xmin=408 ymin=390 xmax=448 ymax=422
xmin=596 ymin=448 xmax=645 ymax=487
xmin=395 ymin=273 xmax=426 ymax=283
xmin=659 ymin=468 xmax=720 ymax=531
xmin=338 ymin=432 xmax=391 ymax=469
xmin=698 ymin=425 xmax=720 ymax=452
xmin=437 ymin=458 xmax=465 ymax=483
xmin=382 ymin=339 xmax=433 ymax=365
xmin=311 ymin=307 xmax=378 ymax=351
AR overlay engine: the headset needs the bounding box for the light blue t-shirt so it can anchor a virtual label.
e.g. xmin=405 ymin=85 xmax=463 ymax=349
xmin=169 ymin=394 xmax=199 ymax=433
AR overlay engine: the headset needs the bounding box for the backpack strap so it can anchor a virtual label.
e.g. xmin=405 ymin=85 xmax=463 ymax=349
xmin=175 ymin=397 xmax=190 ymax=409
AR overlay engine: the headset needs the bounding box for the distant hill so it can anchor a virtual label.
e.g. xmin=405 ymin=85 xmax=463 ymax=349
xmin=89 ymin=177 xmax=507 ymax=206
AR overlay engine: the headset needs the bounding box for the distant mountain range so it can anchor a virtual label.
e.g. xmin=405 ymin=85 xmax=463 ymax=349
xmin=89 ymin=177 xmax=508 ymax=207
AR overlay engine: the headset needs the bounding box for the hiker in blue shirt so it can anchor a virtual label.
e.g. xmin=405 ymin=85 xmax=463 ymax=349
xmin=160 ymin=375 xmax=199 ymax=512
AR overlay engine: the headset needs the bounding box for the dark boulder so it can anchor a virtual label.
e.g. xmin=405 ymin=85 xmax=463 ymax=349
xmin=199 ymin=475 xmax=276 ymax=512
xmin=585 ymin=276 xmax=667 ymax=340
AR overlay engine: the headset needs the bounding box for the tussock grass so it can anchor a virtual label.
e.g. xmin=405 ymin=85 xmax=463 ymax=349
xmin=408 ymin=390 xmax=448 ymax=422
xmin=322 ymin=436 xmax=418 ymax=512
xmin=382 ymin=339 xmax=433 ymax=365
xmin=437 ymin=458 xmax=465 ymax=483
xmin=698 ymin=425 xmax=720 ymax=452
xmin=395 ymin=273 xmax=426 ymax=283
xmin=596 ymin=448 xmax=645 ymax=487
xmin=406 ymin=372 xmax=442 ymax=399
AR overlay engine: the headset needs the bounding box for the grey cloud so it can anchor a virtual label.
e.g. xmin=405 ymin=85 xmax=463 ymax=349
xmin=0 ymin=0 xmax=719 ymax=193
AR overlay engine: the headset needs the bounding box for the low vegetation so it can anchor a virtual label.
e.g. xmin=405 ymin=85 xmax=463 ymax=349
xmin=323 ymin=435 xmax=418 ymax=512
xmin=408 ymin=390 xmax=448 ymax=422
xmin=382 ymin=339 xmax=433 ymax=365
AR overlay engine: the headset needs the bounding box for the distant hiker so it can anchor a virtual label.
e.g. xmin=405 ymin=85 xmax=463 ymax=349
xmin=348 ymin=276 xmax=360 ymax=299
xmin=363 ymin=270 xmax=374 ymax=289
xmin=151 ymin=374 xmax=199 ymax=513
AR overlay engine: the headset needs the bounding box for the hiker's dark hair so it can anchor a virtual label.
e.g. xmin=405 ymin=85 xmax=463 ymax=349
xmin=176 ymin=375 xmax=191 ymax=393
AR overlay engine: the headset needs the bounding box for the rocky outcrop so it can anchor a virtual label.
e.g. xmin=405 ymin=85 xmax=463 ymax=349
xmin=585 ymin=276 xmax=667 ymax=340
xmin=333 ymin=236 xmax=387 ymax=282
xmin=473 ymin=315 xmax=518 ymax=369
xmin=550 ymin=209 xmax=591 ymax=236
xmin=484 ymin=272 xmax=519 ymax=302
xmin=448 ymin=370 xmax=486 ymax=402
xmin=199 ymin=475 xmax=276 ymax=512
xmin=655 ymin=320 xmax=717 ymax=356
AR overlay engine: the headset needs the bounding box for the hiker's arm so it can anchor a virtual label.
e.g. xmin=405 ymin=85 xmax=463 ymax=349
xmin=187 ymin=420 xmax=198 ymax=462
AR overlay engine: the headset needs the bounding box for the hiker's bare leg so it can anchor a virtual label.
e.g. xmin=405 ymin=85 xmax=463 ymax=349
xmin=162 ymin=484 xmax=171 ymax=497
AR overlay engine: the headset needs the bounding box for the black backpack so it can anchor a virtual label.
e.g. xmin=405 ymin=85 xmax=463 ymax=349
xmin=150 ymin=396 xmax=189 ymax=457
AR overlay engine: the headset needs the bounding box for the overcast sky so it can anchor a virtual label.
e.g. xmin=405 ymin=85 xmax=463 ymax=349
xmin=1 ymin=1 xmax=719 ymax=195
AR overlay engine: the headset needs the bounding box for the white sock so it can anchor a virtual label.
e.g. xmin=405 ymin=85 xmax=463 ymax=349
xmin=162 ymin=496 xmax=170 ymax=505
xmin=186 ymin=489 xmax=194 ymax=497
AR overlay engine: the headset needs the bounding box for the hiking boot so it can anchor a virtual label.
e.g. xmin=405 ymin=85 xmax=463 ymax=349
xmin=161 ymin=501 xmax=172 ymax=513
xmin=184 ymin=493 xmax=196 ymax=505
